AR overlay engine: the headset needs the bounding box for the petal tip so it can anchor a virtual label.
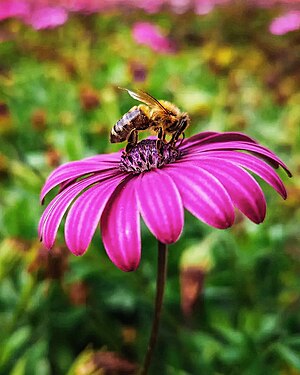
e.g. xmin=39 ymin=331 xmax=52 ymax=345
xmin=160 ymin=231 xmax=182 ymax=245
xmin=73 ymin=251 xmax=86 ymax=257
xmin=42 ymin=241 xmax=53 ymax=250
xmin=164 ymin=238 xmax=179 ymax=245
xmin=116 ymin=260 xmax=140 ymax=272
xmin=67 ymin=242 xmax=88 ymax=256
xmin=218 ymin=219 xmax=234 ymax=230
xmin=251 ymin=212 xmax=266 ymax=224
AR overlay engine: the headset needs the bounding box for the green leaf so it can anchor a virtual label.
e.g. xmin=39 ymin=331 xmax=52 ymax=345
xmin=0 ymin=326 xmax=31 ymax=367
xmin=275 ymin=343 xmax=300 ymax=370
xmin=10 ymin=356 xmax=27 ymax=375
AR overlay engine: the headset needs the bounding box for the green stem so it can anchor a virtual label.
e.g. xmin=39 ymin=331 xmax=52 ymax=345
xmin=139 ymin=241 xmax=168 ymax=375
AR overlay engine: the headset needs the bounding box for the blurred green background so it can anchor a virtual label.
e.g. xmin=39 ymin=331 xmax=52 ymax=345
xmin=0 ymin=4 xmax=300 ymax=375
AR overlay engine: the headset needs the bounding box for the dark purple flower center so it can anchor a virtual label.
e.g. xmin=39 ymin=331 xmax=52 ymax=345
xmin=119 ymin=139 xmax=181 ymax=174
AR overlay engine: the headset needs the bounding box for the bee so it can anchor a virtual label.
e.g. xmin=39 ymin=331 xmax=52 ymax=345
xmin=110 ymin=88 xmax=190 ymax=153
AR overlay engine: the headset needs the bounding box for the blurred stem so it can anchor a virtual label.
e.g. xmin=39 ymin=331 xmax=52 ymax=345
xmin=139 ymin=241 xmax=168 ymax=375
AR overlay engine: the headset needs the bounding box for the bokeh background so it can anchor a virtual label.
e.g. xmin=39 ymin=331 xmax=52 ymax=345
xmin=0 ymin=1 xmax=300 ymax=374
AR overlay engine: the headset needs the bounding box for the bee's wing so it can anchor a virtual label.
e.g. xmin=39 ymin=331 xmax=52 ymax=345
xmin=119 ymin=88 xmax=169 ymax=113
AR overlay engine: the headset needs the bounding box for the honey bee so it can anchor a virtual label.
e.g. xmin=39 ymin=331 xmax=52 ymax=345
xmin=110 ymin=88 xmax=190 ymax=153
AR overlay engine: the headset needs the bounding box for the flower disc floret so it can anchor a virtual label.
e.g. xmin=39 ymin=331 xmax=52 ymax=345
xmin=119 ymin=139 xmax=181 ymax=174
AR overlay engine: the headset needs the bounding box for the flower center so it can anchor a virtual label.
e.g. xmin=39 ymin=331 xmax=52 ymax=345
xmin=119 ymin=139 xmax=181 ymax=174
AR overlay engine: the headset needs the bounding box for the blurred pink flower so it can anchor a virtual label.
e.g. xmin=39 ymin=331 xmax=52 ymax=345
xmin=39 ymin=132 xmax=290 ymax=272
xmin=135 ymin=0 xmax=165 ymax=13
xmin=62 ymin=0 xmax=103 ymax=12
xmin=195 ymin=0 xmax=230 ymax=15
xmin=0 ymin=0 xmax=68 ymax=29
xmin=2 ymin=0 xmax=300 ymax=31
xmin=28 ymin=6 xmax=68 ymax=30
xmin=0 ymin=0 xmax=28 ymax=20
xmin=132 ymin=22 xmax=175 ymax=53
xmin=269 ymin=10 xmax=300 ymax=34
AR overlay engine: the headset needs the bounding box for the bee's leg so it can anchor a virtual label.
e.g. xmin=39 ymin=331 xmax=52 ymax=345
xmin=177 ymin=132 xmax=185 ymax=147
xmin=170 ymin=131 xmax=185 ymax=148
xmin=125 ymin=129 xmax=138 ymax=153
xmin=156 ymin=127 xmax=165 ymax=155
xmin=179 ymin=132 xmax=185 ymax=146
xmin=170 ymin=118 xmax=189 ymax=147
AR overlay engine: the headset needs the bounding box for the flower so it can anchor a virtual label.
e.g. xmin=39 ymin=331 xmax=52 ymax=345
xmin=2 ymin=0 xmax=300 ymax=32
xmin=132 ymin=22 xmax=175 ymax=54
xmin=39 ymin=132 xmax=290 ymax=272
xmin=269 ymin=10 xmax=300 ymax=35
xmin=0 ymin=0 xmax=28 ymax=21
xmin=28 ymin=6 xmax=68 ymax=30
xmin=194 ymin=0 xmax=230 ymax=15
xmin=0 ymin=0 xmax=68 ymax=29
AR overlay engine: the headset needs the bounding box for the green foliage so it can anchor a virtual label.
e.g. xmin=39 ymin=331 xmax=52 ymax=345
xmin=0 ymin=8 xmax=299 ymax=375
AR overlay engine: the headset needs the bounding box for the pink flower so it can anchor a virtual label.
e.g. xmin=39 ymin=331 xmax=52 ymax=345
xmin=0 ymin=0 xmax=68 ymax=29
xmin=39 ymin=132 xmax=290 ymax=272
xmin=269 ymin=10 xmax=300 ymax=34
xmin=194 ymin=0 xmax=230 ymax=15
xmin=132 ymin=22 xmax=175 ymax=54
xmin=27 ymin=6 xmax=68 ymax=30
xmin=62 ymin=0 xmax=104 ymax=12
xmin=0 ymin=0 xmax=28 ymax=21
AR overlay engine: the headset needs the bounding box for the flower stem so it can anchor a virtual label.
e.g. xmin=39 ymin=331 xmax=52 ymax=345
xmin=139 ymin=241 xmax=168 ymax=375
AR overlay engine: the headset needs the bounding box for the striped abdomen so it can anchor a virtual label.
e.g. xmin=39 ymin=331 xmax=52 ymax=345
xmin=110 ymin=106 xmax=149 ymax=143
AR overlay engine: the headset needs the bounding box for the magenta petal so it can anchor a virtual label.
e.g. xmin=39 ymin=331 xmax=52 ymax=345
xmin=198 ymin=159 xmax=266 ymax=223
xmin=136 ymin=170 xmax=184 ymax=244
xmin=40 ymin=179 xmax=95 ymax=249
xmin=180 ymin=131 xmax=256 ymax=150
xmin=65 ymin=175 xmax=124 ymax=256
xmin=194 ymin=132 xmax=258 ymax=145
xmin=84 ymin=152 xmax=122 ymax=162
xmin=180 ymin=131 xmax=219 ymax=150
xmin=39 ymin=172 xmax=121 ymax=248
xmin=101 ymin=177 xmax=141 ymax=272
xmin=165 ymin=165 xmax=235 ymax=229
xmin=184 ymin=140 xmax=291 ymax=176
xmin=40 ymin=162 xmax=117 ymax=202
xmin=190 ymin=151 xmax=287 ymax=199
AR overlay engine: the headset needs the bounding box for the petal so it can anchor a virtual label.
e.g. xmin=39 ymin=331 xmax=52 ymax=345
xmin=40 ymin=160 xmax=118 ymax=202
xmin=183 ymin=140 xmax=291 ymax=176
xmin=184 ymin=151 xmax=287 ymax=199
xmin=136 ymin=169 xmax=184 ymax=244
xmin=164 ymin=165 xmax=235 ymax=229
xmin=65 ymin=175 xmax=124 ymax=256
xmin=39 ymin=172 xmax=121 ymax=248
xmin=40 ymin=182 xmax=88 ymax=249
xmin=101 ymin=177 xmax=141 ymax=272
xmin=84 ymin=151 xmax=122 ymax=162
xmin=196 ymin=159 xmax=266 ymax=223
xmin=180 ymin=131 xmax=257 ymax=151
xmin=180 ymin=131 xmax=219 ymax=150
xmin=195 ymin=132 xmax=258 ymax=145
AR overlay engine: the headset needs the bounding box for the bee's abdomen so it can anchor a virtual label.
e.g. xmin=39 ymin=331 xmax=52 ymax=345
xmin=110 ymin=106 xmax=149 ymax=143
